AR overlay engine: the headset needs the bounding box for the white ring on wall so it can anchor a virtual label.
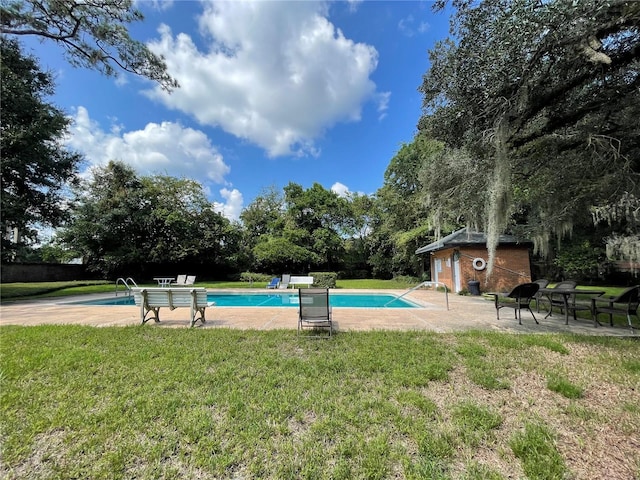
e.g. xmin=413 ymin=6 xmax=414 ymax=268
xmin=472 ymin=258 xmax=487 ymax=271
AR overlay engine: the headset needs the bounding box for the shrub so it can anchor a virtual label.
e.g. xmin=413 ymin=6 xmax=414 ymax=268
xmin=393 ymin=275 xmax=420 ymax=285
xmin=310 ymin=272 xmax=337 ymax=288
xmin=239 ymin=272 xmax=272 ymax=284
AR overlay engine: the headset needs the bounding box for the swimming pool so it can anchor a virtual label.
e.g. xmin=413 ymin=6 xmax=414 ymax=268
xmin=75 ymin=292 xmax=419 ymax=308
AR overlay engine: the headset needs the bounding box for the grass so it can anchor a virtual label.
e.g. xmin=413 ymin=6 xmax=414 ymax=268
xmin=1 ymin=327 xmax=638 ymax=479
xmin=546 ymin=372 xmax=584 ymax=399
xmin=509 ymin=420 xmax=568 ymax=479
xmin=0 ymin=281 xmax=113 ymax=300
xmin=0 ymin=278 xmax=417 ymax=301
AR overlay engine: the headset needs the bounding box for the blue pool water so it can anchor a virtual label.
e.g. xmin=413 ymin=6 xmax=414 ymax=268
xmin=76 ymin=292 xmax=418 ymax=308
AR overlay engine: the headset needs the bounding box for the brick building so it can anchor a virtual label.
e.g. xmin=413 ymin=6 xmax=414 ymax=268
xmin=415 ymin=228 xmax=533 ymax=294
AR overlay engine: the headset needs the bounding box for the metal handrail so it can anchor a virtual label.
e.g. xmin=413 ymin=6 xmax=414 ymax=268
xmin=386 ymin=281 xmax=449 ymax=310
xmin=115 ymin=277 xmax=138 ymax=296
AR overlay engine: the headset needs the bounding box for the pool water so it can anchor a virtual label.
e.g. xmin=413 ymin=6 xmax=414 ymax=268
xmin=76 ymin=292 xmax=418 ymax=308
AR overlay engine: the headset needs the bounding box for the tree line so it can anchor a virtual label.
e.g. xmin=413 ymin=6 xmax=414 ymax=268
xmin=1 ymin=0 xmax=638 ymax=283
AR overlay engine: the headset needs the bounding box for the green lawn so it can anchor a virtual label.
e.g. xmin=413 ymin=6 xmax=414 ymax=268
xmin=1 ymin=327 xmax=638 ymax=479
xmin=0 ymin=279 xmax=418 ymax=301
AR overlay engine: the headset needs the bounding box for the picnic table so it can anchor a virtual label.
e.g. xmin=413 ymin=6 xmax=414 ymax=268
xmin=153 ymin=277 xmax=175 ymax=287
xmin=539 ymin=288 xmax=605 ymax=326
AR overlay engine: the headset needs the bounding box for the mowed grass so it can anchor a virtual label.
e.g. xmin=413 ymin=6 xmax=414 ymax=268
xmin=0 ymin=279 xmax=416 ymax=301
xmin=1 ymin=327 xmax=639 ymax=479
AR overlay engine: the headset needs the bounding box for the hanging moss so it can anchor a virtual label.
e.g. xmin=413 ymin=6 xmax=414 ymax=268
xmin=485 ymin=119 xmax=512 ymax=277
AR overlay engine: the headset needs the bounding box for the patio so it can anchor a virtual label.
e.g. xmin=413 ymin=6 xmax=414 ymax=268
xmin=0 ymin=289 xmax=633 ymax=336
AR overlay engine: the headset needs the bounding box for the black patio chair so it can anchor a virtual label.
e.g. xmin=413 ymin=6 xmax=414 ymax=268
xmin=494 ymin=283 xmax=540 ymax=325
xmin=533 ymin=279 xmax=549 ymax=312
xmin=591 ymin=285 xmax=639 ymax=332
xmin=539 ymin=280 xmax=577 ymax=316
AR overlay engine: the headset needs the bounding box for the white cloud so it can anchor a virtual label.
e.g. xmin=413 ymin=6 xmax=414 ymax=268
xmin=145 ymin=1 xmax=381 ymax=157
xmin=346 ymin=0 xmax=363 ymax=12
xmin=398 ymin=14 xmax=430 ymax=37
xmin=66 ymin=106 xmax=243 ymax=220
xmin=137 ymin=0 xmax=174 ymax=11
xmin=66 ymin=106 xmax=230 ymax=184
xmin=213 ymin=188 xmax=244 ymax=221
xmin=331 ymin=182 xmax=350 ymax=197
xmin=376 ymin=91 xmax=391 ymax=121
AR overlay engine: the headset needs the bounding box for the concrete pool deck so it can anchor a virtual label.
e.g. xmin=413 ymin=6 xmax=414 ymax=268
xmin=0 ymin=288 xmax=635 ymax=337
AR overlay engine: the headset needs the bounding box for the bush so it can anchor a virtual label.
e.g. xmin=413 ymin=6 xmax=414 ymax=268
xmin=239 ymin=272 xmax=272 ymax=284
xmin=310 ymin=272 xmax=337 ymax=288
xmin=393 ymin=275 xmax=420 ymax=285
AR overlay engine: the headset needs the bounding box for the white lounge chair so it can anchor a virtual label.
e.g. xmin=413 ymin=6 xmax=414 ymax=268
xmin=278 ymin=274 xmax=291 ymax=289
xmin=172 ymin=275 xmax=196 ymax=286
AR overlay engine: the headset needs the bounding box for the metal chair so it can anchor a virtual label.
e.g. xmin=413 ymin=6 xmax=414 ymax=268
xmin=539 ymin=280 xmax=577 ymax=316
xmin=592 ymin=285 xmax=639 ymax=332
xmin=533 ymin=279 xmax=549 ymax=312
xmin=494 ymin=283 xmax=540 ymax=325
xmin=298 ymin=288 xmax=333 ymax=338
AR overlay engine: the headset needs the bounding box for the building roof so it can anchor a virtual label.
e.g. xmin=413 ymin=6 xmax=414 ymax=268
xmin=415 ymin=227 xmax=531 ymax=254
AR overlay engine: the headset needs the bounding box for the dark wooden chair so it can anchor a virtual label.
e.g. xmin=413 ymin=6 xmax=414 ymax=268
xmin=591 ymin=285 xmax=640 ymax=332
xmin=494 ymin=283 xmax=540 ymax=325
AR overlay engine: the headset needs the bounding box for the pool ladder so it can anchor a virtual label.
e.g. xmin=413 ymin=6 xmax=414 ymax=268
xmin=385 ymin=281 xmax=449 ymax=310
xmin=115 ymin=277 xmax=138 ymax=296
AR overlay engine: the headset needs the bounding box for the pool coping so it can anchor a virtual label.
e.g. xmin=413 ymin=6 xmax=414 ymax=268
xmin=0 ymin=288 xmax=635 ymax=336
xmin=60 ymin=289 xmax=425 ymax=309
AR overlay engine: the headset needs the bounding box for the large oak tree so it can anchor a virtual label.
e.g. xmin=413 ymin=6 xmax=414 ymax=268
xmin=1 ymin=0 xmax=178 ymax=91
xmin=0 ymin=38 xmax=83 ymax=262
xmin=419 ymin=0 xmax=640 ymax=271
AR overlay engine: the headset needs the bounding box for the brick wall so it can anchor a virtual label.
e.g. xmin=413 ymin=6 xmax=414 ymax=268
xmin=431 ymin=246 xmax=532 ymax=293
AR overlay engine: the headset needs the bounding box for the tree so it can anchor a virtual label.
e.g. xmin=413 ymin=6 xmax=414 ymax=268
xmin=57 ymin=161 xmax=150 ymax=276
xmin=252 ymin=236 xmax=320 ymax=274
xmin=368 ymin=139 xmax=440 ymax=278
xmin=417 ymin=141 xmax=488 ymax=235
xmin=58 ymin=161 xmax=237 ymax=277
xmin=420 ymin=0 xmax=640 ymax=272
xmin=0 ymin=38 xmax=83 ymax=262
xmin=240 ymin=186 xmax=285 ymax=245
xmin=0 ymin=0 xmax=178 ymax=91
xmin=341 ymin=193 xmax=376 ymax=278
xmin=283 ymin=182 xmax=351 ymax=271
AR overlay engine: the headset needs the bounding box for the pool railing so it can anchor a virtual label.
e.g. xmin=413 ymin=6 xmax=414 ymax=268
xmin=387 ymin=281 xmax=449 ymax=310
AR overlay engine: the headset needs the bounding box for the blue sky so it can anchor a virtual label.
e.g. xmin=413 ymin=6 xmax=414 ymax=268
xmin=26 ymin=0 xmax=451 ymax=220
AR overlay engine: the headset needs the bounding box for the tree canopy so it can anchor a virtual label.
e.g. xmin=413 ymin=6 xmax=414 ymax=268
xmin=0 ymin=0 xmax=178 ymax=91
xmin=0 ymin=37 xmax=83 ymax=262
xmin=57 ymin=161 xmax=237 ymax=277
xmin=419 ymin=0 xmax=640 ymax=271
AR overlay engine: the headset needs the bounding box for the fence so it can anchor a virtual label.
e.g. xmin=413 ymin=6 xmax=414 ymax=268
xmin=1 ymin=263 xmax=90 ymax=283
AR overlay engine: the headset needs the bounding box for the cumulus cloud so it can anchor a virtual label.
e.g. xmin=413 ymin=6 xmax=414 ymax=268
xmin=67 ymin=106 xmax=229 ymax=182
xmin=213 ymin=188 xmax=244 ymax=221
xmin=65 ymin=107 xmax=241 ymax=219
xmin=331 ymin=182 xmax=351 ymax=198
xmin=145 ymin=1 xmax=384 ymax=157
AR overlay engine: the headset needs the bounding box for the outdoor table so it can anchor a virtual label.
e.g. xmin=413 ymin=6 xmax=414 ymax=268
xmin=538 ymin=288 xmax=605 ymax=326
xmin=153 ymin=277 xmax=175 ymax=287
